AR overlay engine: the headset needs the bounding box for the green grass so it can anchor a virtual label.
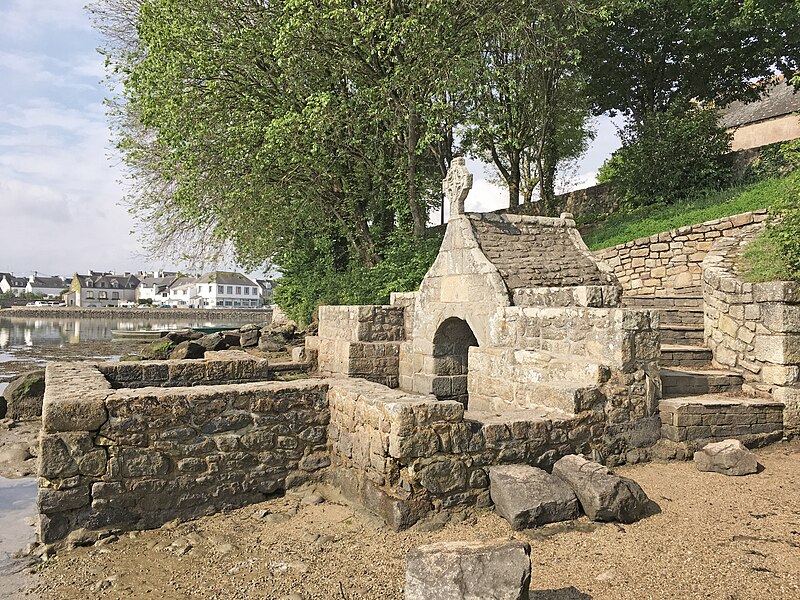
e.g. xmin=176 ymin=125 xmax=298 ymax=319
xmin=738 ymin=230 xmax=792 ymax=282
xmin=582 ymin=176 xmax=784 ymax=250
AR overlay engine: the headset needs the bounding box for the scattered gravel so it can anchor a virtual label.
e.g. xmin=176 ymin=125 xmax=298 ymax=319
xmin=18 ymin=440 xmax=800 ymax=600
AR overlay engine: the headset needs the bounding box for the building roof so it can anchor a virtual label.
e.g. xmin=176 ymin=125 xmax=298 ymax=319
xmin=197 ymin=271 xmax=258 ymax=287
xmin=169 ymin=276 xmax=198 ymax=289
xmin=30 ymin=276 xmax=70 ymax=289
xmin=3 ymin=274 xmax=28 ymax=288
xmin=468 ymin=213 xmax=614 ymax=291
xmin=76 ymin=273 xmax=140 ymax=290
xmin=720 ymin=78 xmax=800 ymax=129
xmin=139 ymin=275 xmax=177 ymax=287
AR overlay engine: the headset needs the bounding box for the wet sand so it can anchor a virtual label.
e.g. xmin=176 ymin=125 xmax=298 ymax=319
xmin=22 ymin=440 xmax=800 ymax=600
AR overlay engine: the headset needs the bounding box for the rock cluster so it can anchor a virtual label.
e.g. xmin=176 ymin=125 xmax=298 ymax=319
xmin=134 ymin=321 xmax=299 ymax=362
xmin=693 ymin=439 xmax=758 ymax=476
xmin=489 ymin=455 xmax=653 ymax=529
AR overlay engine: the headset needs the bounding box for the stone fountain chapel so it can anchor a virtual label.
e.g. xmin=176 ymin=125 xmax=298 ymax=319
xmin=309 ymin=157 xmax=663 ymax=525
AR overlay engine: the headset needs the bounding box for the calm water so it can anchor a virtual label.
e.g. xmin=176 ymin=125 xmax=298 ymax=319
xmin=0 ymin=315 xmax=251 ymax=382
xmin=0 ymin=477 xmax=37 ymax=598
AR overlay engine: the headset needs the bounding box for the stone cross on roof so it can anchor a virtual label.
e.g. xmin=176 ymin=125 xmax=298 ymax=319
xmin=443 ymin=157 xmax=473 ymax=219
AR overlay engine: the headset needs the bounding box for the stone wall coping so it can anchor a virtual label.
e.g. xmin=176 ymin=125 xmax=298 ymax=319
xmin=660 ymin=396 xmax=784 ymax=410
xmin=469 ymin=211 xmax=576 ymax=229
xmin=595 ymin=209 xmax=769 ymax=256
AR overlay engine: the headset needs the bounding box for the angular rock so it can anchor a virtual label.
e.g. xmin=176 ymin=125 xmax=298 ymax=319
xmin=694 ymin=439 xmax=758 ymax=476
xmin=405 ymin=539 xmax=531 ymax=600
xmin=258 ymin=336 xmax=284 ymax=353
xmin=140 ymin=339 xmax=176 ymax=360
xmin=552 ymin=454 xmax=651 ymax=523
xmin=222 ymin=332 xmax=241 ymax=347
xmin=196 ymin=332 xmax=229 ymax=351
xmin=240 ymin=329 xmax=260 ymax=348
xmin=164 ymin=329 xmax=203 ymax=344
xmin=4 ymin=370 xmax=45 ymax=420
xmin=0 ymin=394 xmax=6 ymax=419
xmin=169 ymin=341 xmax=206 ymax=360
xmin=489 ymin=465 xmax=579 ymax=530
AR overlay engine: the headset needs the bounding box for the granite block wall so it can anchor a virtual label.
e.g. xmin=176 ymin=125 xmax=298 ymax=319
xmin=38 ymin=361 xmax=330 ymax=546
xmin=594 ymin=210 xmax=769 ymax=296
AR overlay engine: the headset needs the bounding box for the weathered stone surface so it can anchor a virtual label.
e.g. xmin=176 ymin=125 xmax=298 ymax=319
xmin=4 ymin=369 xmax=45 ymax=420
xmin=240 ymin=329 xmax=260 ymax=348
xmin=0 ymin=394 xmax=6 ymax=419
xmin=693 ymin=439 xmax=758 ymax=476
xmin=419 ymin=460 xmax=468 ymax=495
xmin=489 ymin=465 xmax=579 ymax=530
xmin=552 ymin=455 xmax=651 ymax=523
xmin=169 ymin=341 xmax=206 ymax=360
xmin=43 ymin=393 xmax=108 ymax=433
xmin=405 ymin=539 xmax=531 ymax=600
xmin=196 ymin=332 xmax=229 ymax=351
xmin=164 ymin=329 xmax=203 ymax=343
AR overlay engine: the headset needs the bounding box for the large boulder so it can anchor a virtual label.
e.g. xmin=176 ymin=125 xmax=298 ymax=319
xmin=405 ymin=539 xmax=531 ymax=600
xmin=196 ymin=332 xmax=229 ymax=351
xmin=489 ymin=465 xmax=579 ymax=530
xmin=4 ymin=369 xmax=45 ymax=420
xmin=239 ymin=324 xmax=261 ymax=348
xmin=694 ymin=439 xmax=758 ymax=476
xmin=0 ymin=394 xmax=6 ymax=419
xmin=169 ymin=341 xmax=206 ymax=360
xmin=552 ymin=454 xmax=651 ymax=524
xmin=140 ymin=339 xmax=176 ymax=360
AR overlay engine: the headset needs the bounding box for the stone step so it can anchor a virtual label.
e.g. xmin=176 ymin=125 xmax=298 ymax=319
xmin=660 ymin=345 xmax=712 ymax=368
xmin=469 ymin=380 xmax=601 ymax=416
xmin=623 ymin=294 xmax=703 ymax=310
xmin=660 ymin=324 xmax=705 ymax=345
xmin=661 ymin=367 xmax=743 ymax=398
xmin=659 ymin=394 xmax=784 ymax=449
xmin=656 ymin=308 xmax=705 ymax=326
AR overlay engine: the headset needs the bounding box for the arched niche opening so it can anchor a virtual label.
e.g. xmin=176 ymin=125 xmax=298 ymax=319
xmin=432 ymin=317 xmax=478 ymax=407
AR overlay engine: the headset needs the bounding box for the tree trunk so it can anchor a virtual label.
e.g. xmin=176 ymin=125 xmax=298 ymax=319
xmin=407 ymin=111 xmax=426 ymax=236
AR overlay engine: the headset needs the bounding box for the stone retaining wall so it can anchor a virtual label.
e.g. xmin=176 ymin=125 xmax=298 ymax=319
xmin=2 ymin=307 xmax=273 ymax=320
xmin=702 ymin=229 xmax=800 ymax=434
xmin=594 ymin=210 xmax=769 ymax=296
xmin=38 ymin=361 xmax=329 ymax=545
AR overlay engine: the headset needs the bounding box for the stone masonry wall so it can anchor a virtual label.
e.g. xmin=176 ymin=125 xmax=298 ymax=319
xmin=38 ymin=362 xmax=330 ymax=546
xmin=594 ymin=210 xmax=768 ymax=296
xmin=314 ymin=305 xmax=404 ymax=387
xmin=703 ymin=230 xmax=800 ymax=435
xmin=325 ymin=378 xmax=603 ymax=530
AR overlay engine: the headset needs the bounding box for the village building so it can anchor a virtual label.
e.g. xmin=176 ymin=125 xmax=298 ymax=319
xmin=720 ymin=77 xmax=800 ymax=152
xmin=63 ymin=271 xmax=140 ymax=307
xmin=25 ymin=274 xmax=71 ymax=298
xmin=0 ymin=273 xmax=30 ymax=296
xmin=135 ymin=271 xmax=178 ymax=304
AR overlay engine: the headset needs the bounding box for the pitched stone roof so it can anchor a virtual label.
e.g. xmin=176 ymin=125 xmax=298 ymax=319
xmin=468 ymin=213 xmax=614 ymax=291
xmin=197 ymin=271 xmax=258 ymax=287
xmin=31 ymin=276 xmax=70 ymax=289
xmin=76 ymin=273 xmax=140 ymax=290
xmin=720 ymin=78 xmax=800 ymax=129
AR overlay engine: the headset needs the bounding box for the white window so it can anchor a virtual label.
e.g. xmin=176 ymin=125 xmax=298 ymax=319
xmin=218 ymin=285 xmax=224 ymax=294
xmin=86 ymin=291 xmax=94 ymax=299
xmin=112 ymin=292 xmax=119 ymax=300
xmin=244 ymin=287 xmax=249 ymax=295
xmin=236 ymin=286 xmax=241 ymax=294
xmin=227 ymin=286 xmax=233 ymax=294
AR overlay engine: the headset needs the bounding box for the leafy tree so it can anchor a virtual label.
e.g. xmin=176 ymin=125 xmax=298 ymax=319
xmin=597 ymin=103 xmax=732 ymax=205
xmin=582 ymin=0 xmax=800 ymax=122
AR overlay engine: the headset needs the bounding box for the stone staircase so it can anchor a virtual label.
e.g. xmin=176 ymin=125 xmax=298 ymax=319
xmin=625 ymin=292 xmax=784 ymax=449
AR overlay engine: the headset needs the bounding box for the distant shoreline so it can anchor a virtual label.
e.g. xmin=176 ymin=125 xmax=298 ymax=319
xmin=0 ymin=306 xmax=274 ymax=320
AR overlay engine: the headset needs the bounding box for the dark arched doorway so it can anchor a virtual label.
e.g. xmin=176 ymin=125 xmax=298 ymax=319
xmin=432 ymin=317 xmax=478 ymax=407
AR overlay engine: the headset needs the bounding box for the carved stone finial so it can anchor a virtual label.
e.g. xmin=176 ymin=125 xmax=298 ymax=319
xmin=443 ymin=157 xmax=473 ymax=220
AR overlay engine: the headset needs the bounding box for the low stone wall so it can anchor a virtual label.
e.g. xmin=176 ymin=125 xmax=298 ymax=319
xmin=326 ymin=378 xmax=602 ymax=530
xmin=660 ymin=396 xmax=784 ymax=451
xmin=2 ymin=307 xmax=273 ymax=320
xmin=313 ymin=305 xmax=404 ymax=387
xmin=98 ymin=350 xmax=270 ymax=388
xmin=38 ymin=361 xmax=329 ymax=545
xmin=594 ymin=210 xmax=769 ymax=296
xmin=507 ymin=182 xmax=619 ymax=222
xmin=702 ymin=230 xmax=800 ymax=434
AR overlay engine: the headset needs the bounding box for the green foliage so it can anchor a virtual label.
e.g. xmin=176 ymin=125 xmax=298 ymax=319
xmin=758 ymin=170 xmax=800 ymax=280
xmin=273 ymin=231 xmax=442 ymax=325
xmin=743 ymin=138 xmax=800 ymax=182
xmin=598 ymin=105 xmax=732 ymax=206
xmin=584 ymin=176 xmax=780 ymax=250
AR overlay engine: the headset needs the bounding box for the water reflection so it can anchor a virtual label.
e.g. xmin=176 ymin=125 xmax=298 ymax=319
xmin=0 ymin=477 xmax=37 ymax=598
xmin=0 ymin=316 xmax=249 ymax=348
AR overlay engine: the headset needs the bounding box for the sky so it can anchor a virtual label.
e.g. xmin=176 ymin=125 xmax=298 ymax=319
xmin=0 ymin=1 xmax=622 ymax=278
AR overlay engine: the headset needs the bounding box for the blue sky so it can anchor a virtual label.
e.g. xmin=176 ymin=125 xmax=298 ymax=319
xmin=0 ymin=1 xmax=621 ymax=277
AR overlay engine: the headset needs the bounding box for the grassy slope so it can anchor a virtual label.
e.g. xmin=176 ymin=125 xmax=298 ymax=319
xmin=582 ymin=177 xmax=784 ymax=251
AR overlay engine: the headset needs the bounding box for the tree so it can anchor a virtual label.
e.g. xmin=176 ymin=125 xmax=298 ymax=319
xmin=582 ymin=0 xmax=800 ymax=122
xmin=465 ymin=0 xmax=595 ymax=209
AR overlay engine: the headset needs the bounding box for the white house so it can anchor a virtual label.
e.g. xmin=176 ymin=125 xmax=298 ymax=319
xmin=165 ymin=276 xmax=199 ymax=307
xmin=161 ymin=271 xmax=260 ymax=308
xmin=26 ymin=275 xmax=71 ymax=298
xmin=136 ymin=273 xmax=178 ymax=305
xmin=0 ymin=273 xmax=29 ymax=296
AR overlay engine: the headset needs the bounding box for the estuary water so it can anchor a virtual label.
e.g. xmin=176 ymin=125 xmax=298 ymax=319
xmin=0 ymin=315 xmax=250 ymax=383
